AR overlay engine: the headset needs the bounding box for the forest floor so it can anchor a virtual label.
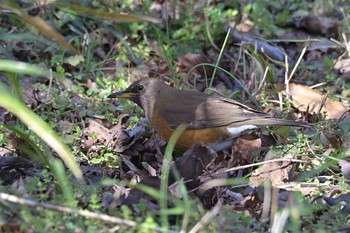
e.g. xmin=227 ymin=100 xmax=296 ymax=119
xmin=0 ymin=1 xmax=350 ymax=232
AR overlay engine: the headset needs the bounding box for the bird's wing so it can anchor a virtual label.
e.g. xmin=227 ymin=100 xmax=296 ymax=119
xmin=162 ymin=96 xmax=272 ymax=130
xmin=188 ymin=98 xmax=272 ymax=129
xmin=198 ymin=98 xmax=308 ymax=128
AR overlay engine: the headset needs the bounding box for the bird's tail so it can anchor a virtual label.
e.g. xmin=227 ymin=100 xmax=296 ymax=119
xmin=251 ymin=118 xmax=310 ymax=127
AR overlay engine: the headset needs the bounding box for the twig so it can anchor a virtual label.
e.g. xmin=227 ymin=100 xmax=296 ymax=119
xmin=253 ymin=66 xmax=269 ymax=96
xmin=220 ymin=158 xmax=308 ymax=174
xmin=287 ymin=45 xmax=307 ymax=83
xmin=310 ymin=82 xmax=327 ymax=89
xmin=0 ymin=192 xmax=168 ymax=232
xmin=197 ymin=179 xmax=248 ymax=193
xmin=284 ymin=54 xmax=289 ymax=100
xmin=274 ymin=182 xmax=340 ymax=191
xmin=285 ymin=43 xmax=307 ymax=102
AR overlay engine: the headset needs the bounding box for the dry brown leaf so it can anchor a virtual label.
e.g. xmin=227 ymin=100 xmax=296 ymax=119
xmin=143 ymin=162 xmax=157 ymax=177
xmin=85 ymin=119 xmax=114 ymax=143
xmin=232 ymin=136 xmax=262 ymax=163
xmin=289 ymin=83 xmax=349 ymax=120
xmin=250 ymin=154 xmax=296 ymax=186
xmin=334 ymin=58 xmax=350 ymax=73
xmin=83 ymin=115 xmax=133 ymax=152
xmin=176 ymin=54 xmax=207 ymax=70
xmin=176 ymin=54 xmax=213 ymax=77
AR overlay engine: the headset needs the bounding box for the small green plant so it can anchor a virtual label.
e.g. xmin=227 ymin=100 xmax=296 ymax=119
xmin=90 ymin=151 xmax=121 ymax=167
xmin=245 ymin=0 xmax=309 ymax=36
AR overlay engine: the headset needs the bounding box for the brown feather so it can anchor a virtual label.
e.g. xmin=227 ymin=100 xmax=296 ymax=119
xmin=154 ymin=85 xmax=307 ymax=130
xmin=108 ymin=78 xmax=309 ymax=149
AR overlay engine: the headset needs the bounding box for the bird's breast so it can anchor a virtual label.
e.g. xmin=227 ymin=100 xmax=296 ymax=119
xmin=148 ymin=114 xmax=229 ymax=150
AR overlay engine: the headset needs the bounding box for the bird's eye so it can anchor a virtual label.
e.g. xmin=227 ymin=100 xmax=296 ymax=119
xmin=137 ymin=84 xmax=145 ymax=92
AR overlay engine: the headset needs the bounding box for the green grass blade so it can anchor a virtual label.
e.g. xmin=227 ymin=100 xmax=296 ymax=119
xmin=0 ymin=82 xmax=83 ymax=180
xmin=0 ymin=59 xmax=49 ymax=76
xmin=160 ymin=124 xmax=187 ymax=232
xmin=208 ymin=28 xmax=231 ymax=90
xmin=0 ymin=3 xmax=80 ymax=54
xmin=51 ymin=159 xmax=77 ymax=207
xmin=54 ymin=2 xmax=161 ymax=24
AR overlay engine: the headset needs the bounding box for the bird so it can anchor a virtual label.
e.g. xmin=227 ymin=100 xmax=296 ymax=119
xmin=108 ymin=78 xmax=309 ymax=150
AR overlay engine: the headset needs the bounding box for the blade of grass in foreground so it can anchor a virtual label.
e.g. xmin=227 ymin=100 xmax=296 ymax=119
xmin=160 ymin=124 xmax=187 ymax=232
xmin=0 ymin=61 xmax=82 ymax=180
xmin=51 ymin=159 xmax=77 ymax=207
xmin=0 ymin=83 xmax=83 ymax=180
xmin=55 ymin=2 xmax=162 ymax=24
xmin=0 ymin=3 xmax=80 ymax=54
xmin=0 ymin=59 xmax=49 ymax=76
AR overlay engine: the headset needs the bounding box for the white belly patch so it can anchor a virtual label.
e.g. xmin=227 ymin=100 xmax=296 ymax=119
xmin=226 ymin=125 xmax=258 ymax=138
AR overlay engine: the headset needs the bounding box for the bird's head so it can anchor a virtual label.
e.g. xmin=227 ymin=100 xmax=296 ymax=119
xmin=108 ymin=78 xmax=163 ymax=109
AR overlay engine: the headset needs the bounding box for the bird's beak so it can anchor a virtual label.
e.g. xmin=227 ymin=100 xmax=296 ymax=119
xmin=108 ymin=89 xmax=141 ymax=106
xmin=107 ymin=91 xmax=134 ymax=99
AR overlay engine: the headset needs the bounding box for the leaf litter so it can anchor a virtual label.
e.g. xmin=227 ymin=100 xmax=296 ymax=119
xmin=1 ymin=1 xmax=350 ymax=231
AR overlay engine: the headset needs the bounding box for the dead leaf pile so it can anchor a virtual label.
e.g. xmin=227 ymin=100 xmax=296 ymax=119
xmin=82 ymin=115 xmax=148 ymax=156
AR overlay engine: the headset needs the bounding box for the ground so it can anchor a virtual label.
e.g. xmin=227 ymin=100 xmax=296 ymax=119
xmin=0 ymin=1 xmax=350 ymax=232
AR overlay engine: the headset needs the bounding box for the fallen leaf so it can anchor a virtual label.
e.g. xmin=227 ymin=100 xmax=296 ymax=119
xmin=176 ymin=53 xmax=212 ymax=76
xmin=289 ymin=83 xmax=349 ymax=120
xmin=250 ymin=153 xmax=296 ymax=186
xmin=142 ymin=162 xmax=157 ymax=176
xmin=334 ymin=58 xmax=350 ymax=73
xmin=83 ymin=116 xmax=148 ymax=153
xmin=232 ymin=135 xmax=262 ymax=164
